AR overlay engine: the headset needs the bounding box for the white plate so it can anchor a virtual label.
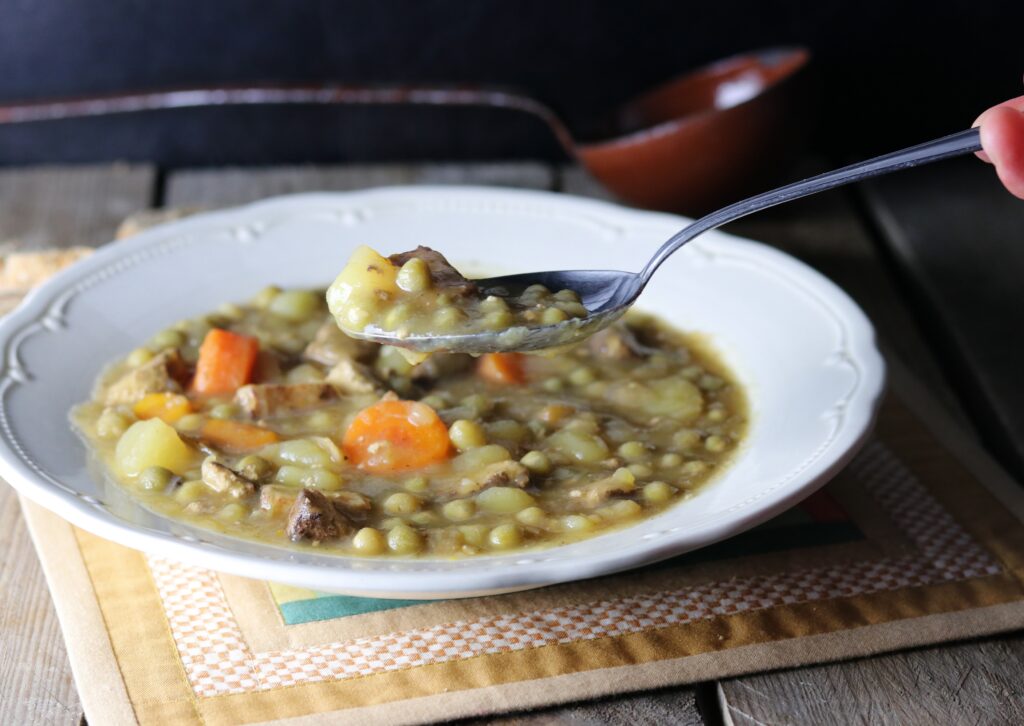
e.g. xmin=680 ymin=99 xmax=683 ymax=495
xmin=0 ymin=187 xmax=884 ymax=599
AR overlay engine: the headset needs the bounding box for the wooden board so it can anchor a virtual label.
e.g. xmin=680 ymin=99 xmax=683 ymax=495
xmin=862 ymin=158 xmax=1024 ymax=480
xmin=464 ymin=687 xmax=704 ymax=726
xmin=0 ymin=164 xmax=156 ymax=725
xmin=718 ymin=635 xmax=1024 ymax=725
xmin=0 ymin=165 xmax=155 ymax=251
xmin=0 ymin=491 xmax=82 ymax=726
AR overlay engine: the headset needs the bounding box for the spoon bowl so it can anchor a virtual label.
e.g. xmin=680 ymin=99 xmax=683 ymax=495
xmin=348 ymin=270 xmax=641 ymax=354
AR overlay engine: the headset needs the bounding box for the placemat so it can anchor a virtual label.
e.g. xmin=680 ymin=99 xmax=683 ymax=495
xmin=7 ymin=242 xmax=1024 ymax=726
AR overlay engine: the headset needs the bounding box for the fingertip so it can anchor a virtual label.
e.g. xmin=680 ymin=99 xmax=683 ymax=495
xmin=981 ymin=106 xmax=1024 ymax=199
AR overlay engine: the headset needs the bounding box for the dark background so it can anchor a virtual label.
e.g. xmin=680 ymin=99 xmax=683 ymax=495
xmin=0 ymin=0 xmax=1021 ymax=167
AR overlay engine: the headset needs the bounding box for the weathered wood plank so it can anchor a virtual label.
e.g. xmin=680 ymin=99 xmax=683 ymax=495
xmin=719 ymin=635 xmax=1024 ymax=725
xmin=460 ymin=685 xmax=703 ymax=726
xmin=0 ymin=490 xmax=82 ymax=726
xmin=862 ymin=158 xmax=1024 ymax=480
xmin=166 ymin=162 xmax=554 ymax=208
xmin=0 ymin=163 xmax=155 ymax=725
xmin=0 ymin=164 xmax=155 ymax=250
xmin=560 ymin=165 xmax=617 ymax=202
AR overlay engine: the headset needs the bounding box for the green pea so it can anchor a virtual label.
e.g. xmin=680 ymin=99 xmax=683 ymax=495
xmin=449 ymin=420 xmax=487 ymax=451
xmin=442 ymin=499 xmax=476 ymax=522
xmin=383 ymin=492 xmax=422 ymax=515
xmin=396 ymin=257 xmax=432 ymax=292
xmin=520 ymin=450 xmax=552 ymax=475
xmin=643 ymin=481 xmax=675 ymax=504
xmin=125 ymin=348 xmax=154 ymax=367
xmin=705 ymin=435 xmax=729 ymax=453
xmin=138 ymin=466 xmax=175 ymax=491
xmin=387 ymin=524 xmax=422 ymax=554
xmin=541 ymin=307 xmax=569 ymax=325
xmin=150 ymin=329 xmax=185 ymax=350
xmin=352 ymin=527 xmax=387 ymax=555
xmin=617 ymin=441 xmax=649 ymax=462
xmin=488 ymin=523 xmax=522 ymax=549
xmin=209 ymin=403 xmax=237 ymax=420
xmin=269 ymin=290 xmax=321 ymax=322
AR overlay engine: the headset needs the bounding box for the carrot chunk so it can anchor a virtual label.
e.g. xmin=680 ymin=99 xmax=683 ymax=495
xmin=343 ymin=399 xmax=451 ymax=473
xmin=199 ymin=419 xmax=279 ymax=453
xmin=192 ymin=329 xmax=260 ymax=396
xmin=133 ymin=392 xmax=192 ymax=424
xmin=477 ymin=353 xmax=526 ymax=385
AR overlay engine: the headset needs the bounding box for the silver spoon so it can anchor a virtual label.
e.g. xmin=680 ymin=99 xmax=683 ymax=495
xmin=353 ymin=128 xmax=982 ymax=354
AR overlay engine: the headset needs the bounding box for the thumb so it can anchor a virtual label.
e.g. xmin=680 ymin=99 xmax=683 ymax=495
xmin=973 ymin=94 xmax=1024 ymax=164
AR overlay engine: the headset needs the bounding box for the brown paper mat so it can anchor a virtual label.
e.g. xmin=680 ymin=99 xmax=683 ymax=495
xmin=6 ymin=242 xmax=1024 ymax=725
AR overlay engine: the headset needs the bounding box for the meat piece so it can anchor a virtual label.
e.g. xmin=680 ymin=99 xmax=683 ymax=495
xmin=388 ymin=246 xmax=478 ymax=298
xmin=104 ymin=349 xmax=188 ymax=405
xmin=325 ymin=358 xmax=382 ymax=394
xmin=286 ymin=488 xmax=354 ymax=542
xmin=251 ymin=349 xmax=283 ymax=383
xmin=235 ymin=382 xmax=339 ymax=418
xmin=303 ymin=319 xmax=376 ymax=367
xmin=259 ymin=484 xmax=295 ymax=516
xmin=409 ymin=353 xmax=474 ymax=382
xmin=329 ymin=489 xmax=373 ymax=514
xmin=200 ymin=457 xmax=256 ymax=497
xmin=586 ymin=324 xmax=654 ymax=361
xmin=261 ymin=485 xmax=371 ymax=518
xmin=439 ymin=460 xmax=531 ymax=498
xmin=426 ymin=528 xmax=467 ymax=555
xmin=568 ymin=473 xmax=636 ymax=507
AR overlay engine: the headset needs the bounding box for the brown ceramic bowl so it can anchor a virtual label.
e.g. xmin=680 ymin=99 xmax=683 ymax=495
xmin=577 ymin=47 xmax=811 ymax=215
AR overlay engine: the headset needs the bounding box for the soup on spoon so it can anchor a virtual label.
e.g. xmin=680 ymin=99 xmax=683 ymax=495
xmin=327 ymin=245 xmax=589 ymax=358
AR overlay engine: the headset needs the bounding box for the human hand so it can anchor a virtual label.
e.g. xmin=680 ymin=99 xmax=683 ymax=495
xmin=974 ymin=95 xmax=1024 ymax=199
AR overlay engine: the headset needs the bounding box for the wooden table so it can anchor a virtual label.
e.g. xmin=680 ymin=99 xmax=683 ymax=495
xmin=2 ymin=159 xmax=1023 ymax=725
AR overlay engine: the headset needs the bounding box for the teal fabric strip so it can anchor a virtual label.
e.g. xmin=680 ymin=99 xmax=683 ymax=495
xmin=279 ymin=594 xmax=428 ymax=625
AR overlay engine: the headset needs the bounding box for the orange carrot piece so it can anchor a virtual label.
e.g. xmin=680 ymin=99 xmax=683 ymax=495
xmin=133 ymin=392 xmax=192 ymax=424
xmin=191 ymin=329 xmax=260 ymax=396
xmin=477 ymin=353 xmax=526 ymax=385
xmin=199 ymin=419 xmax=279 ymax=453
xmin=342 ymin=399 xmax=451 ymax=473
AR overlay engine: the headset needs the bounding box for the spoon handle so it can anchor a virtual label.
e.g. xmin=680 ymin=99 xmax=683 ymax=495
xmin=639 ymin=128 xmax=982 ymax=282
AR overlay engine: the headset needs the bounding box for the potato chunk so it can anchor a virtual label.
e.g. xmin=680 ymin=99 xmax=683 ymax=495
xmin=115 ymin=419 xmax=196 ymax=476
xmin=326 ymin=245 xmax=398 ymax=331
xmin=605 ymin=377 xmax=703 ymax=422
